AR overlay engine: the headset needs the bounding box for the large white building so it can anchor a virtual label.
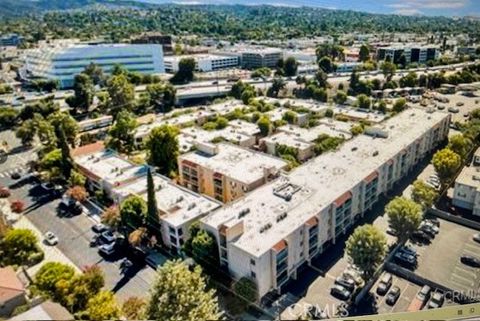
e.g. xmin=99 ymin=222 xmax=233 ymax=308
xmin=452 ymin=148 xmax=480 ymax=216
xmin=164 ymin=54 xmax=239 ymax=73
xmin=23 ymin=44 xmax=165 ymax=88
xmin=200 ymin=108 xmax=450 ymax=298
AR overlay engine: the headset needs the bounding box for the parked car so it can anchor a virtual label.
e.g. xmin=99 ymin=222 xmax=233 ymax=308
xmin=427 ymin=292 xmax=444 ymax=309
xmin=416 ymin=285 xmax=431 ymax=303
xmin=473 ymin=233 xmax=480 ymax=243
xmin=456 ymin=102 xmax=464 ymax=106
xmin=386 ymin=227 xmax=398 ymax=236
xmin=395 ymin=251 xmax=416 ymax=265
xmin=335 ymin=276 xmax=355 ymax=291
xmin=412 ymin=230 xmax=433 ymax=242
xmin=421 ymin=221 xmax=439 ymax=234
xmin=10 ymin=171 xmax=21 ymax=179
xmin=101 ymin=230 xmax=116 ymax=244
xmin=376 ymin=273 xmax=393 ymax=295
xmin=92 ymin=223 xmax=109 ymax=233
xmin=44 ymin=231 xmax=59 ymax=245
xmin=448 ymin=106 xmax=459 ymax=113
xmin=330 ymin=285 xmax=351 ymax=300
xmin=419 ymin=225 xmax=437 ymax=238
xmin=98 ymin=242 xmax=116 ymax=256
xmin=386 ymin=286 xmax=401 ymax=306
xmin=425 ymin=217 xmax=440 ymax=227
xmin=306 ymin=305 xmax=329 ymax=320
xmin=460 ymin=255 xmax=480 ymax=267
xmin=399 ymin=245 xmax=417 ymax=257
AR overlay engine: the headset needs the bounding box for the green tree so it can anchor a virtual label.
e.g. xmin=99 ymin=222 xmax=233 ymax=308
xmin=68 ymin=170 xmax=86 ymax=187
xmin=267 ymin=78 xmax=286 ymax=97
xmin=350 ymin=124 xmax=364 ymax=136
xmin=146 ymin=125 xmax=179 ymax=176
xmin=334 ymin=90 xmax=347 ymax=104
xmin=120 ymin=195 xmax=147 ymax=230
xmin=345 ymin=224 xmax=387 ymax=280
xmin=69 ymin=73 xmax=94 ymax=113
xmin=16 ymin=119 xmax=36 ymax=146
xmin=257 ymin=116 xmax=271 ymax=136
xmin=385 ymin=197 xmax=423 ymax=242
xmin=47 ymin=112 xmax=79 ymax=147
xmin=83 ymin=63 xmax=105 ymax=86
xmin=145 ymin=260 xmax=221 ymax=321
xmin=57 ymin=125 xmax=74 ymax=180
xmin=0 ymin=229 xmax=41 ymax=266
xmin=101 ymin=206 xmax=121 ymax=231
xmin=448 ymin=134 xmax=472 ymax=159
xmin=233 ymin=277 xmax=258 ymax=312
xmin=284 ymin=57 xmax=298 ymax=77
xmin=84 ymin=291 xmax=121 ymax=320
xmin=432 ymin=148 xmax=462 ymax=185
xmin=39 ymin=148 xmax=63 ymax=182
xmin=33 ymin=262 xmax=75 ymax=300
xmin=282 ymin=110 xmax=297 ymax=124
xmin=392 ymin=98 xmax=407 ymax=113
xmin=107 ymin=73 xmax=135 ymax=112
xmin=146 ymin=82 xmax=176 ymax=111
xmin=106 ymin=110 xmax=137 ymax=153
xmin=357 ymin=94 xmax=371 ymax=109
xmin=146 ymin=167 xmax=160 ymax=235
xmin=241 ymin=88 xmax=255 ymax=105
xmin=399 ymin=72 xmax=418 ymax=87
xmin=191 ymin=229 xmax=219 ymax=268
xmin=0 ymin=107 xmax=19 ymax=128
xmin=411 ymin=180 xmax=438 ymax=210
xmin=359 ymin=44 xmax=370 ymax=62
xmin=171 ymin=58 xmax=195 ymax=84
xmin=381 ymin=61 xmax=397 ymax=81
xmin=318 ymin=56 xmax=334 ymax=73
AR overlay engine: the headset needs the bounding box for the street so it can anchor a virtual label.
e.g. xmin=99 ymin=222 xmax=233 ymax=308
xmin=0 ymin=130 xmax=157 ymax=302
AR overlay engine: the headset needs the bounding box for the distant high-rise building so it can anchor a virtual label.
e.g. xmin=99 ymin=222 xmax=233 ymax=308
xmin=377 ymin=45 xmax=439 ymax=64
xmin=23 ymin=43 xmax=165 ymax=88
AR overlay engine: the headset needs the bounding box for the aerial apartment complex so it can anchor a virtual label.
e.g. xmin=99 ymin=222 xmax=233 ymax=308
xmin=200 ymin=108 xmax=450 ymax=298
xmin=73 ymin=145 xmax=221 ymax=252
xmin=178 ymin=142 xmax=288 ymax=203
xmin=22 ymin=43 xmax=165 ymax=88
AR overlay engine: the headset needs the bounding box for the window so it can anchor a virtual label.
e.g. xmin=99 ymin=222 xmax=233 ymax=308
xmin=250 ymin=259 xmax=256 ymax=266
xmin=177 ymin=228 xmax=183 ymax=236
xmin=251 ymin=271 xmax=256 ymax=279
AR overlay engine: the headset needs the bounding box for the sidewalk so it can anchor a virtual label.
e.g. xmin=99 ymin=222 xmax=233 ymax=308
xmin=13 ymin=215 xmax=81 ymax=275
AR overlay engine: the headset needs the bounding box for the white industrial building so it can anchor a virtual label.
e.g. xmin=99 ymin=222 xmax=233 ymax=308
xmin=164 ymin=54 xmax=239 ymax=73
xmin=22 ymin=43 xmax=165 ymax=88
xmin=201 ymin=108 xmax=450 ymax=298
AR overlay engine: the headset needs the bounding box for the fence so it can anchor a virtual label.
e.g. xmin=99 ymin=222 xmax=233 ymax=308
xmin=427 ymin=208 xmax=480 ymax=231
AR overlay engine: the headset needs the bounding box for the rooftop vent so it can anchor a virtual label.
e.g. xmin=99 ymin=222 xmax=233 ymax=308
xmin=259 ymin=223 xmax=272 ymax=233
xmin=276 ymin=212 xmax=288 ymax=222
xmin=373 ymin=150 xmax=379 ymax=157
xmin=238 ymin=208 xmax=251 ymax=218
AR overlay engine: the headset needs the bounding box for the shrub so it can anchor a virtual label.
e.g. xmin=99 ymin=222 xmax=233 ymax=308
xmin=11 ymin=200 xmax=25 ymax=213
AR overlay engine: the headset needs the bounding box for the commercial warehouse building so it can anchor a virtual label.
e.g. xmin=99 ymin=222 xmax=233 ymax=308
xmin=452 ymin=148 xmax=480 ymax=216
xmin=22 ymin=43 xmax=165 ymax=88
xmin=376 ymin=45 xmax=439 ymax=65
xmin=178 ymin=142 xmax=288 ymax=203
xmin=164 ymin=54 xmax=239 ymax=73
xmin=200 ymin=108 xmax=450 ymax=298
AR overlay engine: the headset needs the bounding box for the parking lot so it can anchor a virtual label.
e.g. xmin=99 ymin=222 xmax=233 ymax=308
xmin=370 ymin=272 xmax=422 ymax=314
xmin=412 ymin=218 xmax=480 ymax=295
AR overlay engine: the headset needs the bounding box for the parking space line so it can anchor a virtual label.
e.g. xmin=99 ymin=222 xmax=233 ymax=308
xmin=462 ymin=248 xmax=480 ymax=257
xmin=454 ymin=266 xmax=478 ymax=279
xmin=449 ymin=279 xmax=470 ymax=292
xmin=451 ymin=273 xmax=474 ymax=287
xmin=464 ymin=243 xmax=479 ymax=251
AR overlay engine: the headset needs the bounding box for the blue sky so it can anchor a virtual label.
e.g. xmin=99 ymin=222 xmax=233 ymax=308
xmin=139 ymin=0 xmax=479 ymax=17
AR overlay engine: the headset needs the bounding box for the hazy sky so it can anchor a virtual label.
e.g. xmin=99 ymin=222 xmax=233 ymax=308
xmin=139 ymin=0 xmax=479 ymax=17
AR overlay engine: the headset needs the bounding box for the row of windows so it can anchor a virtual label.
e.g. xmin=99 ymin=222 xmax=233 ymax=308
xmin=53 ymin=67 xmax=156 ymax=76
xmin=52 ymin=54 xmax=153 ymax=62
xmin=53 ymin=60 xmax=154 ymax=69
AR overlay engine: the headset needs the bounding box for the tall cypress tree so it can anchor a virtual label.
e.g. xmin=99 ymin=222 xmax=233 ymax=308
xmin=57 ymin=125 xmax=73 ymax=180
xmin=146 ymin=167 xmax=160 ymax=235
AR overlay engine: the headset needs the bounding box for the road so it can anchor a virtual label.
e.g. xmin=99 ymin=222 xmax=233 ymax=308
xmin=0 ymin=129 xmax=157 ymax=302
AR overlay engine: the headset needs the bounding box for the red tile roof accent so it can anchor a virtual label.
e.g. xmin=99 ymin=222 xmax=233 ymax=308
xmin=364 ymin=171 xmax=379 ymax=184
xmin=334 ymin=191 xmax=352 ymax=207
xmin=219 ymin=225 xmax=228 ymax=235
xmin=272 ymin=240 xmax=287 ymax=252
xmin=71 ymin=141 xmax=105 ymax=157
xmin=387 ymin=159 xmax=394 ymax=165
xmin=305 ymin=216 xmax=318 ymax=227
xmin=182 ymin=160 xmax=198 ymax=168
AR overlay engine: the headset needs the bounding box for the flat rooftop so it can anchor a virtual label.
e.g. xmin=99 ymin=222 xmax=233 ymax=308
xmin=261 ymin=132 xmax=313 ymax=151
xmin=277 ymin=124 xmax=352 ymax=141
xmin=229 ymin=119 xmax=261 ymax=136
xmin=75 ymin=150 xmax=147 ymax=185
xmin=181 ymin=126 xmax=254 ymax=146
xmin=333 ymin=106 xmax=387 ymax=123
xmin=113 ymin=174 xmax=221 ymax=227
xmin=455 ymin=165 xmax=480 ymax=189
xmin=202 ymin=108 xmax=450 ymax=257
xmin=180 ymin=142 xmax=288 ymax=185
xmin=164 ymin=54 xmax=238 ymax=62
